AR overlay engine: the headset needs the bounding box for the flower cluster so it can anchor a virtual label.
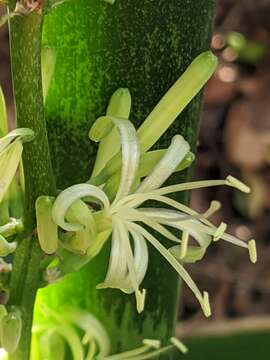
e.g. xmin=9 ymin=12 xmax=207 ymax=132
xmin=0 ymin=52 xmax=258 ymax=357
xmin=36 ymin=52 xmax=256 ymax=317
xmin=31 ymin=304 xmax=187 ymax=360
xmin=0 ymin=88 xmax=33 ymax=261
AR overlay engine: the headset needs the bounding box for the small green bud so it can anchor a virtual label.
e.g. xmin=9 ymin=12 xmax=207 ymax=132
xmin=106 ymin=88 xmax=131 ymax=119
xmin=0 ymin=234 xmax=16 ymax=257
xmin=0 ymin=308 xmax=22 ymax=354
xmin=36 ymin=196 xmax=58 ymax=255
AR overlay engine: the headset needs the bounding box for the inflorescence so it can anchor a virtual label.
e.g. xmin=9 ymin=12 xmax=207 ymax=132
xmin=0 ymin=51 xmax=257 ymax=357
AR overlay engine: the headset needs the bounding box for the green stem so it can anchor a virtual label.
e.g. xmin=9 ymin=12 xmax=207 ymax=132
xmin=8 ymin=4 xmax=56 ymax=359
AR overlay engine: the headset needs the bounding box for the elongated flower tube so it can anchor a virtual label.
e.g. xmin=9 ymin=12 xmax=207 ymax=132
xmin=0 ymin=128 xmax=34 ymax=202
xmin=32 ymin=305 xmax=187 ymax=360
xmin=51 ymin=111 xmax=257 ymax=317
xmin=137 ymin=51 xmax=217 ymax=153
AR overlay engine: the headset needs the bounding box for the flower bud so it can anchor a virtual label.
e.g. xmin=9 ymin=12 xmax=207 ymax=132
xmin=0 ymin=308 xmax=22 ymax=354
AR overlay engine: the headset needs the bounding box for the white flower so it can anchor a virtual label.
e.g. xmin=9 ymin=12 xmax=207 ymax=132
xmin=42 ymin=52 xmax=256 ymax=317
xmin=51 ymin=116 xmax=257 ymax=317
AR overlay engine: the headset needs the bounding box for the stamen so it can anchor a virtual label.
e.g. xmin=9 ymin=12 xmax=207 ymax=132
xmin=225 ymin=175 xmax=250 ymax=193
xmin=128 ymin=221 xmax=211 ymax=317
xmin=150 ymin=179 xmax=229 ymax=196
xmin=202 ymin=291 xmax=211 ymax=317
xmin=203 ymin=200 xmax=221 ymax=218
xmin=118 ymin=207 xmax=180 ymax=243
xmin=248 ymin=239 xmax=257 ymax=264
xmin=213 ymin=222 xmax=227 ymax=242
xmin=180 ymin=231 xmax=189 ymax=259
xmin=142 ymin=339 xmax=161 ymax=349
xmin=170 ymin=337 xmax=188 ymax=354
xmin=103 ymin=345 xmax=151 ymax=360
xmin=136 ymin=289 xmax=146 ymax=314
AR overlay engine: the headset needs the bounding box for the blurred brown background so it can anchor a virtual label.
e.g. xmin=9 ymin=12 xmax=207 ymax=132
xmin=1 ymin=0 xmax=270 ymax=340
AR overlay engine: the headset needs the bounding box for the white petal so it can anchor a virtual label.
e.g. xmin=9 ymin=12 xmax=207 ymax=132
xmin=136 ymin=135 xmax=190 ymax=193
xmin=52 ymin=184 xmax=110 ymax=232
xmin=109 ymin=117 xmax=140 ymax=204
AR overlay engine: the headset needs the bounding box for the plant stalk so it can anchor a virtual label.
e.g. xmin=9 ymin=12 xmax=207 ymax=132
xmin=8 ymin=3 xmax=55 ymax=359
